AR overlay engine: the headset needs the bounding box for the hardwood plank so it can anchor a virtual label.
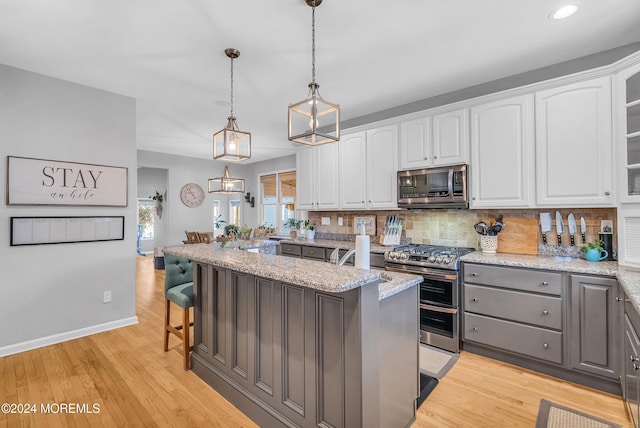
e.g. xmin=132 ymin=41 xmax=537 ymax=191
xmin=0 ymin=255 xmax=632 ymax=427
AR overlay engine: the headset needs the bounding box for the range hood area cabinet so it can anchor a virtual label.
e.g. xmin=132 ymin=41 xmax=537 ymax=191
xmin=296 ymin=142 xmax=340 ymax=210
xmin=398 ymin=107 xmax=469 ymax=170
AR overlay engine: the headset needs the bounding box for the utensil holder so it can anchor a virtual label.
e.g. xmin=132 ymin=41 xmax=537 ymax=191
xmin=480 ymin=235 xmax=498 ymax=254
xmin=380 ymin=226 xmax=402 ymax=246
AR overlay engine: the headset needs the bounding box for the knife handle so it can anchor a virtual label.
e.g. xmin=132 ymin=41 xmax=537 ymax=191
xmin=570 ymin=235 xmax=575 ymax=246
xmin=542 ymin=233 xmax=547 ymax=245
xmin=557 ymin=235 xmax=562 ymax=246
xmin=582 ymin=233 xmax=586 ymax=244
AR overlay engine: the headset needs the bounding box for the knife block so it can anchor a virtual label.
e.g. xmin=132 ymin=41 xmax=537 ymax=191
xmin=379 ymin=226 xmax=402 ymax=246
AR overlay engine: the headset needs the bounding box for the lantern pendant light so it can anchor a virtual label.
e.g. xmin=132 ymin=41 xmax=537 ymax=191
xmin=213 ymin=48 xmax=251 ymax=161
xmin=288 ymin=0 xmax=340 ymax=146
xmin=208 ymin=165 xmax=245 ymax=194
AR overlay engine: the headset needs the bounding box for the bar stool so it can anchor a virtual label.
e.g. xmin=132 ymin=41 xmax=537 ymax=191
xmin=163 ymin=253 xmax=194 ymax=370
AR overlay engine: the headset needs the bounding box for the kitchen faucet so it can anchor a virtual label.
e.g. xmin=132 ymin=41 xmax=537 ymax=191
xmin=328 ymin=247 xmax=356 ymax=266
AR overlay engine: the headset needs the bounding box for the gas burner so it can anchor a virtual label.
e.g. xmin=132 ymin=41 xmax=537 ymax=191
xmin=385 ymin=244 xmax=474 ymax=270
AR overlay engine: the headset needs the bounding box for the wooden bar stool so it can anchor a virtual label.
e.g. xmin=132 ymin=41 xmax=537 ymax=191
xmin=163 ymin=253 xmax=194 ymax=370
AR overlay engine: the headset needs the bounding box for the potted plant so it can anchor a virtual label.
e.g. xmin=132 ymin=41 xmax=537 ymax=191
xmin=303 ymin=220 xmax=316 ymax=240
xmin=286 ymin=218 xmax=302 ymax=238
xmin=214 ymin=214 xmax=226 ymax=231
xmin=149 ymin=191 xmax=165 ymax=219
xmin=581 ymin=239 xmax=609 ymax=262
xmin=254 ymin=223 xmax=275 ymax=237
xmin=217 ymin=224 xmax=239 ymax=244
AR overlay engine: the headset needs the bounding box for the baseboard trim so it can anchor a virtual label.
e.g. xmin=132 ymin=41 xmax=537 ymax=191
xmin=0 ymin=316 xmax=139 ymax=357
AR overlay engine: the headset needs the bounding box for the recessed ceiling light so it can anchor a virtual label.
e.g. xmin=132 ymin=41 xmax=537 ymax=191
xmin=550 ymin=4 xmax=578 ymax=20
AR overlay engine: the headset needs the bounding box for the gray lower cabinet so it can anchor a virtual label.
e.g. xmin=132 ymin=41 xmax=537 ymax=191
xmin=281 ymin=242 xmax=387 ymax=268
xmin=462 ymin=262 xmax=621 ymax=394
xmin=625 ymin=298 xmax=640 ymax=427
xmin=280 ymin=243 xmax=302 ymax=257
xmin=569 ymin=274 xmax=620 ymax=380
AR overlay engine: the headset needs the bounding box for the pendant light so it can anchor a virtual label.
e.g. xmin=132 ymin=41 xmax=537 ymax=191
xmin=288 ymin=0 xmax=340 ymax=146
xmin=213 ymin=48 xmax=251 ymax=161
xmin=208 ymin=166 xmax=245 ymax=194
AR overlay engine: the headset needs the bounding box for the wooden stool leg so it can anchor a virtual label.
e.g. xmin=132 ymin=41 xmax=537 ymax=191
xmin=183 ymin=307 xmax=190 ymax=370
xmin=164 ymin=299 xmax=170 ymax=352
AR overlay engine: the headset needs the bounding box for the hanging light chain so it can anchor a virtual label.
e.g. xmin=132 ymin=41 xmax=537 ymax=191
xmin=229 ymin=54 xmax=235 ymax=117
xmin=311 ymin=1 xmax=316 ymax=84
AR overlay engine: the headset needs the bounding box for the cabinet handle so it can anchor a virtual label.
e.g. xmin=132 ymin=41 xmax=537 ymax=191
xmin=616 ymin=297 xmax=623 ymax=302
xmin=472 ymin=272 xmax=478 ymax=276
xmin=543 ymin=343 xmax=549 ymax=349
xmin=472 ymin=298 xmax=478 ymax=302
xmin=424 ymin=157 xmax=428 ymax=160
xmin=434 ymin=155 xmax=438 ymax=159
xmin=472 ymin=197 xmax=476 ymax=200
xmin=542 ymin=310 xmax=549 ymax=315
xmin=472 ymin=327 xmax=477 ymax=332
xmin=361 ymin=201 xmax=364 ymax=204
xmin=541 ymin=281 xmax=549 ymax=286
xmin=630 ymin=355 xmax=640 ymax=362
xmin=634 ymin=363 xmax=640 ymax=371
xmin=605 ymin=191 xmax=611 ymax=196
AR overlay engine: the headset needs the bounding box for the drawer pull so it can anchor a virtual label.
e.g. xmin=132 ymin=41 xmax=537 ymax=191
xmin=472 ymin=272 xmax=478 ymax=276
xmin=543 ymin=343 xmax=549 ymax=349
xmin=634 ymin=363 xmax=640 ymax=371
xmin=472 ymin=327 xmax=478 ymax=332
xmin=541 ymin=281 xmax=549 ymax=286
xmin=472 ymin=298 xmax=478 ymax=302
xmin=630 ymin=355 xmax=640 ymax=362
xmin=616 ymin=297 xmax=622 ymax=302
xmin=542 ymin=310 xmax=549 ymax=315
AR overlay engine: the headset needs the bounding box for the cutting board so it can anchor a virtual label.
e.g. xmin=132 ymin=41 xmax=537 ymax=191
xmin=495 ymin=217 xmax=538 ymax=255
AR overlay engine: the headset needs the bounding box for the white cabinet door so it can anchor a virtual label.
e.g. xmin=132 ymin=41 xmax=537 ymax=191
xmin=432 ymin=108 xmax=468 ymax=166
xmin=314 ymin=142 xmax=340 ymax=210
xmin=470 ymin=94 xmax=535 ymax=208
xmin=535 ymin=76 xmax=613 ymax=206
xmin=616 ymin=62 xmax=640 ymax=203
xmin=399 ymin=116 xmax=431 ymax=170
xmin=339 ymin=131 xmax=368 ymax=209
xmin=366 ymin=125 xmax=398 ymax=208
xmin=296 ymin=146 xmax=315 ymax=210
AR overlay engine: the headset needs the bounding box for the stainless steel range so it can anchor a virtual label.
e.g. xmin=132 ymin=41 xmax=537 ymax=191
xmin=385 ymin=244 xmax=474 ymax=353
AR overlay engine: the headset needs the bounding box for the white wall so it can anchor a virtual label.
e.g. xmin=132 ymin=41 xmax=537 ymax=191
xmin=0 ymin=64 xmax=138 ymax=355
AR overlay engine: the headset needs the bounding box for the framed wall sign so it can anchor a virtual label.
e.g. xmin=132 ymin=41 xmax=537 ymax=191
xmin=10 ymin=216 xmax=125 ymax=246
xmin=7 ymin=156 xmax=128 ymax=206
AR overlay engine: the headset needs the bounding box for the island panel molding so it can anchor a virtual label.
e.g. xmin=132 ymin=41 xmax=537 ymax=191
xmin=10 ymin=216 xmax=125 ymax=246
xmin=6 ymin=156 xmax=128 ymax=206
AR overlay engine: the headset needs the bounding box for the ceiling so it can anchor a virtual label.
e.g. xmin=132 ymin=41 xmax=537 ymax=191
xmin=1 ymin=0 xmax=639 ymax=164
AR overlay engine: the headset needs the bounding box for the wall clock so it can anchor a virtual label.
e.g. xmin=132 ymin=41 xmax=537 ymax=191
xmin=180 ymin=183 xmax=205 ymax=208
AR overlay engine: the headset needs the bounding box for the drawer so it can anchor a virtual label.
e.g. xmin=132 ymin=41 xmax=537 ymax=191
xmin=281 ymin=243 xmax=301 ymax=257
xmin=464 ymin=284 xmax=562 ymax=330
xmin=302 ymin=246 xmax=325 ymax=260
xmin=626 ymin=299 xmax=640 ymax=334
xmin=464 ymin=313 xmax=562 ymax=364
xmin=463 ymin=263 xmax=562 ymax=296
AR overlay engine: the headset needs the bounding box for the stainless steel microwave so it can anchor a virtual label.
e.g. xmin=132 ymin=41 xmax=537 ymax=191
xmin=397 ymin=164 xmax=468 ymax=209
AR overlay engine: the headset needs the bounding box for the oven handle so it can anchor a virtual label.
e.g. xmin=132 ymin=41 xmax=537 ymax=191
xmin=420 ymin=303 xmax=458 ymax=314
xmin=385 ymin=265 xmax=457 ymax=281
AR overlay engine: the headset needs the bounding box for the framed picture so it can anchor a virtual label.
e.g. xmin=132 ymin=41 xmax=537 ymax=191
xmin=353 ymin=215 xmax=376 ymax=235
xmin=6 ymin=156 xmax=128 ymax=206
xmin=10 ymin=216 xmax=125 ymax=246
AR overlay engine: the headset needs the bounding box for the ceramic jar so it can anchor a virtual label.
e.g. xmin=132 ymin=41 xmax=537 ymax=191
xmin=480 ymin=235 xmax=498 ymax=254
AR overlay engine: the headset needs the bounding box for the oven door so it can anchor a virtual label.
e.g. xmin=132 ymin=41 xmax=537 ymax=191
xmin=420 ymin=303 xmax=459 ymax=353
xmin=420 ymin=276 xmax=457 ymax=308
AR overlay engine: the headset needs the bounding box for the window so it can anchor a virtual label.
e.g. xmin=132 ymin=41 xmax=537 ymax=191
xmin=260 ymin=170 xmax=296 ymax=232
xmin=229 ymin=200 xmax=241 ymax=226
xmin=137 ymin=199 xmax=155 ymax=239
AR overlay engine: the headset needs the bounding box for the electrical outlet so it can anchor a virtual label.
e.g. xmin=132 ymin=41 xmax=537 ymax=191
xmin=338 ymin=217 xmax=343 ymax=226
xmin=600 ymin=220 xmax=613 ymax=233
xmin=103 ymin=291 xmax=112 ymax=304
xmin=321 ymin=216 xmax=331 ymax=225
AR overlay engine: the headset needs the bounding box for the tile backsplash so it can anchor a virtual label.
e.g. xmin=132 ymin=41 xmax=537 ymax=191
xmin=308 ymin=208 xmax=616 ymax=251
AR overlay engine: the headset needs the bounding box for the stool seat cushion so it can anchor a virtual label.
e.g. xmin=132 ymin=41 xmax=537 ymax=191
xmin=166 ymin=282 xmax=194 ymax=309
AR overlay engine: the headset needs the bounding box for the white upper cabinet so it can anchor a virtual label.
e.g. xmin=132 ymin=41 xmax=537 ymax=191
xmin=339 ymin=125 xmax=398 ymax=210
xmin=366 ymin=125 xmax=399 ymax=208
xmin=296 ymin=142 xmax=340 ymax=211
xmin=399 ymin=116 xmax=430 ymax=169
xmin=535 ymin=76 xmax=613 ymax=207
xmin=616 ymin=61 xmax=640 ymax=203
xmin=470 ymin=94 xmax=535 ymax=208
xmin=432 ymin=108 xmax=469 ymax=167
xmin=339 ymin=131 xmax=368 ymax=209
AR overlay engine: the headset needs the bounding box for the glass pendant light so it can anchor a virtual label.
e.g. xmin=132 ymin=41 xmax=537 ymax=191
xmin=208 ymin=166 xmax=245 ymax=194
xmin=213 ymin=48 xmax=251 ymax=161
xmin=288 ymin=0 xmax=340 ymax=145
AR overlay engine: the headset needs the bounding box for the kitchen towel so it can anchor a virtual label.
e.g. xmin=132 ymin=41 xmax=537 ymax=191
xmin=355 ymin=235 xmax=370 ymax=270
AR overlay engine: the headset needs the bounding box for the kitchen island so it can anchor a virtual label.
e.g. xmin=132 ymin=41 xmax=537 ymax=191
xmin=164 ymin=244 xmax=422 ymax=428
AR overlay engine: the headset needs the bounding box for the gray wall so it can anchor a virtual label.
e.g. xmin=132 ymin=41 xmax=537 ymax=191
xmin=0 ymin=64 xmax=137 ymax=354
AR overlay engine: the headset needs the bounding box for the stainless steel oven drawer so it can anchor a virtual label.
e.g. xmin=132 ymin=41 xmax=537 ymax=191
xmin=302 ymin=246 xmax=325 ymax=260
xmin=464 ymin=313 xmax=562 ymax=364
xmin=463 ymin=263 xmax=562 ymax=296
xmin=464 ymin=284 xmax=562 ymax=330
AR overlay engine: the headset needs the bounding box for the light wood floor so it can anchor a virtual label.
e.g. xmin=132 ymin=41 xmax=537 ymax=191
xmin=0 ymin=255 xmax=632 ymax=427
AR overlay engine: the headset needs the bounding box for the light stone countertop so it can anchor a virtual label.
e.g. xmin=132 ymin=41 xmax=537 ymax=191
xmin=164 ymin=244 xmax=422 ymax=300
xmin=279 ymin=238 xmax=395 ymax=254
xmin=460 ymin=251 xmax=640 ymax=313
